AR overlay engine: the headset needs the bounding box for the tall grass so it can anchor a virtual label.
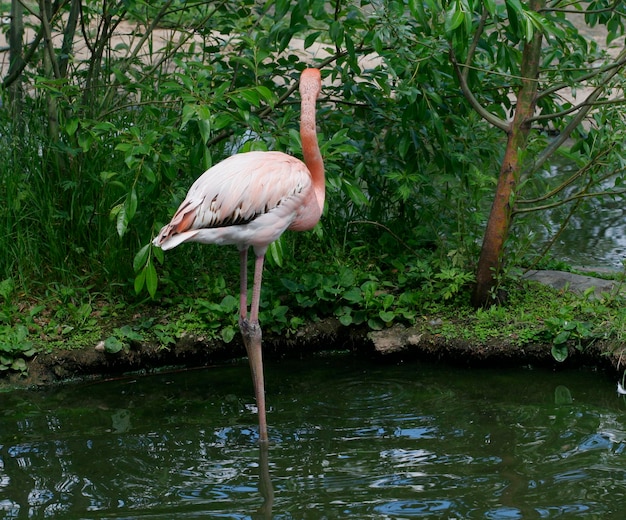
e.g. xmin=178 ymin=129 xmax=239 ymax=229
xmin=0 ymin=103 xmax=156 ymax=289
xmin=1 ymin=113 xmax=47 ymax=286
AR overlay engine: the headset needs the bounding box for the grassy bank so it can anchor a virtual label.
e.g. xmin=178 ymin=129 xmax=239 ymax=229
xmin=2 ymin=252 xmax=626 ymax=384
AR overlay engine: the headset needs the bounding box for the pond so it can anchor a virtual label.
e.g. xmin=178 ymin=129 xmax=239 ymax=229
xmin=1 ymin=354 xmax=625 ymax=519
xmin=525 ymin=162 xmax=626 ymax=270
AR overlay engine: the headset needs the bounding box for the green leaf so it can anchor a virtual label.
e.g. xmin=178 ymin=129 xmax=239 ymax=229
xmin=551 ymin=344 xmax=569 ymax=363
xmin=368 ymin=318 xmax=383 ymax=331
xmin=424 ymin=0 xmax=439 ymax=14
xmin=329 ymin=20 xmax=344 ymax=47
xmin=117 ymin=188 xmax=138 ymax=238
xmin=337 ymin=267 xmax=355 ymax=287
xmin=195 ymin=104 xmax=210 ymax=121
xmin=143 ymin=164 xmax=156 ymax=184
xmin=483 ymin=0 xmax=496 ymax=16
xmin=339 ymin=314 xmax=353 ymax=326
xmin=198 ymin=119 xmax=211 ymax=144
xmin=134 ymin=268 xmax=146 ymax=294
xmin=65 ymin=118 xmax=79 ymax=137
xmin=379 ymin=310 xmax=396 ymax=323
xmin=92 ymin=121 xmax=115 ymax=133
xmin=133 ymin=244 xmax=150 ymax=272
xmin=116 ymin=204 xmax=127 ymax=238
xmin=146 ymin=261 xmax=158 ymax=298
xmin=0 ymin=278 xmax=15 ymax=301
xmin=182 ymin=104 xmax=196 ymax=127
xmin=256 ymin=86 xmax=275 ymax=108
xmin=505 ymin=0 xmax=522 ymax=37
xmin=554 ymin=385 xmax=572 ymax=405
xmin=522 ymin=11 xmax=535 ymax=42
xmin=222 ymin=326 xmax=236 ymax=343
xmin=445 ymin=2 xmax=465 ymax=33
xmin=408 ymin=0 xmax=425 ymax=20
xmin=100 ymin=171 xmax=119 ymax=183
xmin=342 ymin=179 xmax=368 ymax=206
xmin=381 ymin=294 xmax=395 ymax=310
xmin=272 ymin=305 xmax=289 ymax=322
xmin=126 ymin=188 xmax=138 ymax=222
xmin=281 ymin=278 xmax=303 ymax=292
xmin=274 ymin=0 xmax=290 ymax=18
xmin=10 ymin=358 xmax=27 ymax=373
xmin=304 ymin=31 xmax=322 ymax=49
xmin=104 ymin=336 xmax=124 ymax=354
xmin=153 ymin=245 xmax=164 ymax=264
xmin=117 ymin=325 xmax=143 ymax=341
xmin=582 ymin=287 xmax=596 ymax=299
xmin=77 ymin=131 xmax=93 ymax=153
xmin=237 ymin=88 xmax=261 ymax=107
xmin=342 ymin=287 xmax=363 ymax=303
xmin=115 ymin=142 xmax=133 ymax=153
xmin=553 ymin=330 xmax=570 ymax=345
xmin=213 ymin=113 xmax=235 ymax=132
xmin=268 ymin=239 xmax=284 ymax=267
xmin=220 ymin=294 xmax=238 ymax=313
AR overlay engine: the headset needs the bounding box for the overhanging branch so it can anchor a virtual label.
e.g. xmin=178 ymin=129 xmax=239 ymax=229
xmin=513 ymin=187 xmax=626 ymax=214
xmin=528 ymin=46 xmax=626 ymax=175
xmin=450 ymin=49 xmax=509 ymax=132
xmin=517 ymin=144 xmax=615 ymax=205
xmin=528 ymin=96 xmax=626 ymax=123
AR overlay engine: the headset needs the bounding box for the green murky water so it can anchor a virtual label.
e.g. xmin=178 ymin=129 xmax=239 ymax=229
xmin=1 ymin=354 xmax=625 ymax=519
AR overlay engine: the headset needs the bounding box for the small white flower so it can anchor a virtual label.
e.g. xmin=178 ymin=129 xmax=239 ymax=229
xmin=617 ymin=382 xmax=626 ymax=395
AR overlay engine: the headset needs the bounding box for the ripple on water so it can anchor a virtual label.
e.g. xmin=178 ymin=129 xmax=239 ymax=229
xmin=379 ymin=447 xmax=437 ymax=466
xmin=483 ymin=506 xmax=523 ymax=519
xmin=535 ymin=503 xmax=593 ymax=517
xmin=374 ymin=498 xmax=457 ymax=517
xmin=312 ymin=375 xmax=424 ymax=412
xmin=1 ymin=359 xmax=625 ymax=518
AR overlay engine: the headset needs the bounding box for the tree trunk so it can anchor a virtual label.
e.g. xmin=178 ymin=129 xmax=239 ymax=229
xmin=59 ymin=0 xmax=81 ymax=78
xmin=471 ymin=0 xmax=544 ymax=307
xmin=7 ymin=0 xmax=24 ymax=123
xmin=40 ymin=0 xmax=61 ymax=142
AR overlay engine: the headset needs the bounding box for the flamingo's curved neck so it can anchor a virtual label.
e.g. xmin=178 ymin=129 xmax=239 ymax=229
xmin=299 ymin=71 xmax=325 ymax=213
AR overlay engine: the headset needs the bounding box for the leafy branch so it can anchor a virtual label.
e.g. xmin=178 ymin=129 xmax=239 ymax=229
xmin=516 ymin=144 xmax=616 ymax=207
xmin=528 ymin=46 xmax=626 ymax=175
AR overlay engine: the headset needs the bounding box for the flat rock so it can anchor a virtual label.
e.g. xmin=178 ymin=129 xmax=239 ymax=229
xmin=522 ymin=269 xmax=619 ymax=298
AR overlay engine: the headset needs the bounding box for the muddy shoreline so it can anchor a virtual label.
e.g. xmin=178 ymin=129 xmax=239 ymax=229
xmin=6 ymin=315 xmax=624 ymax=389
xmin=4 ymin=270 xmax=625 ymax=389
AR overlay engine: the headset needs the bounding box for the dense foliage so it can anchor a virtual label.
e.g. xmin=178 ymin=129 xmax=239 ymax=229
xmin=0 ymin=0 xmax=508 ymax=291
xmin=0 ymin=0 xmax=626 ymax=369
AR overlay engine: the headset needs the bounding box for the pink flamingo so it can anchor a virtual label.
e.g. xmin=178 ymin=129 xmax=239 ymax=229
xmin=153 ymin=68 xmax=324 ymax=443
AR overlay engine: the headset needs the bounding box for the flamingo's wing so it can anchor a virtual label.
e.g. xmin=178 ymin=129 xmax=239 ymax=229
xmin=154 ymin=151 xmax=311 ymax=247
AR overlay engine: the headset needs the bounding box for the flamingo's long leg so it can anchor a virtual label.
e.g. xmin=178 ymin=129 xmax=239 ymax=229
xmin=240 ymin=253 xmax=268 ymax=443
xmin=249 ymin=254 xmax=265 ymax=324
xmin=239 ymin=248 xmax=248 ymax=322
xmin=258 ymin=442 xmax=274 ymax=515
xmin=243 ymin=325 xmax=267 ymax=443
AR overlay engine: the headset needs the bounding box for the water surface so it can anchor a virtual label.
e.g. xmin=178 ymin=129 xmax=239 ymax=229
xmin=524 ymin=162 xmax=626 ymax=269
xmin=1 ymin=355 xmax=625 ymax=518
